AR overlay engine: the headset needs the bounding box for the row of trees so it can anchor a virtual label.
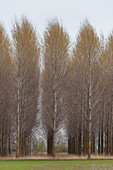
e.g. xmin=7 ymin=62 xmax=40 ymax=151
xmin=0 ymin=17 xmax=112 ymax=158
xmin=42 ymin=19 xmax=113 ymax=158
xmin=65 ymin=21 xmax=112 ymax=158
xmin=0 ymin=24 xmax=13 ymax=156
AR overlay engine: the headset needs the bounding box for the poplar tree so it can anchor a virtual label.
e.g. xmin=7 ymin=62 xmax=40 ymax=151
xmin=12 ymin=17 xmax=40 ymax=157
xmin=42 ymin=19 xmax=70 ymax=157
xmin=0 ymin=24 xmax=13 ymax=156
xmin=69 ymin=20 xmax=101 ymax=158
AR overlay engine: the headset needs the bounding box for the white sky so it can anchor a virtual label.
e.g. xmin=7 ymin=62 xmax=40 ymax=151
xmin=0 ymin=0 xmax=113 ymax=41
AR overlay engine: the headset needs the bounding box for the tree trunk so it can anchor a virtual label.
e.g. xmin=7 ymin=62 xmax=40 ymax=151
xmin=16 ymin=69 xmax=20 ymax=158
xmin=88 ymin=133 xmax=91 ymax=159
xmin=93 ymin=134 xmax=95 ymax=153
xmin=51 ymin=130 xmax=55 ymax=157
xmin=78 ymin=125 xmax=82 ymax=155
xmin=47 ymin=131 xmax=52 ymax=155
xmin=107 ymin=124 xmax=109 ymax=155
xmin=8 ymin=132 xmax=11 ymax=155
xmin=88 ymin=57 xmax=92 ymax=159
xmin=2 ymin=131 xmax=3 ymax=156
xmin=91 ymin=133 xmax=95 ymax=154
xmin=98 ymin=125 xmax=100 ymax=154
xmin=51 ymin=90 xmax=57 ymax=157
xmin=101 ymin=123 xmax=103 ymax=154
xmin=68 ymin=137 xmax=75 ymax=154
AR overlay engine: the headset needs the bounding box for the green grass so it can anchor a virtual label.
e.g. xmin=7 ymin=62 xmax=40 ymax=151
xmin=0 ymin=159 xmax=113 ymax=170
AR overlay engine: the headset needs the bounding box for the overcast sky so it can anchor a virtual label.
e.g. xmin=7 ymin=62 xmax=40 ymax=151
xmin=0 ymin=0 xmax=113 ymax=40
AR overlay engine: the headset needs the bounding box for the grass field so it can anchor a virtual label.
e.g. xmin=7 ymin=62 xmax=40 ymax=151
xmin=0 ymin=159 xmax=113 ymax=170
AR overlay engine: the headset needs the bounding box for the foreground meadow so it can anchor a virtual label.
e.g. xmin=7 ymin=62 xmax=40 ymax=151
xmin=0 ymin=159 xmax=113 ymax=170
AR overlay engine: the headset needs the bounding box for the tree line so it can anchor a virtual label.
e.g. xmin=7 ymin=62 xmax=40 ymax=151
xmin=0 ymin=17 xmax=112 ymax=158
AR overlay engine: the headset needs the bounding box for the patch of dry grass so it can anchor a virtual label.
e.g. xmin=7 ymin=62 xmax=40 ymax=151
xmin=1 ymin=153 xmax=113 ymax=160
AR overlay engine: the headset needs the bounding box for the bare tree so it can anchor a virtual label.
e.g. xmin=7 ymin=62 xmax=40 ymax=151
xmin=12 ymin=17 xmax=40 ymax=157
xmin=0 ymin=24 xmax=14 ymax=156
xmin=42 ymin=19 xmax=70 ymax=157
xmin=66 ymin=20 xmax=103 ymax=158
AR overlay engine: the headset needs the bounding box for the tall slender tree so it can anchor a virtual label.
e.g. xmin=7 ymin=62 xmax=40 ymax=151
xmin=67 ymin=20 xmax=102 ymax=158
xmin=12 ymin=17 xmax=40 ymax=157
xmin=0 ymin=24 xmax=13 ymax=156
xmin=42 ymin=19 xmax=70 ymax=157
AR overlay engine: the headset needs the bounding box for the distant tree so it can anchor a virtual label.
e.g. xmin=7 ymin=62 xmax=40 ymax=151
xmin=56 ymin=132 xmax=68 ymax=152
xmin=32 ymin=137 xmax=46 ymax=153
